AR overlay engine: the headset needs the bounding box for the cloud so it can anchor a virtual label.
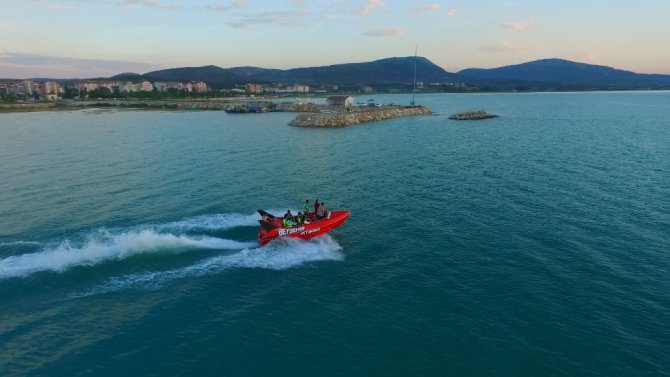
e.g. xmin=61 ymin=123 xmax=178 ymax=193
xmin=206 ymin=0 xmax=245 ymax=12
xmin=502 ymin=20 xmax=529 ymax=30
xmin=355 ymin=0 xmax=384 ymax=16
xmin=446 ymin=8 xmax=458 ymax=17
xmin=480 ymin=41 xmax=530 ymax=54
xmin=0 ymin=53 xmax=161 ymax=79
xmin=227 ymin=10 xmax=311 ymax=29
xmin=411 ymin=3 xmax=440 ymax=15
xmin=363 ymin=28 xmax=405 ymax=38
xmin=123 ymin=0 xmax=182 ymax=10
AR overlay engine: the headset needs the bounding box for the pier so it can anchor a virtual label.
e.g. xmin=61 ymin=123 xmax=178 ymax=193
xmin=448 ymin=111 xmax=499 ymax=120
xmin=289 ymin=105 xmax=432 ymax=127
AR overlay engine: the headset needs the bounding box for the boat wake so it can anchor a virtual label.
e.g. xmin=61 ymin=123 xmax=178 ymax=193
xmin=70 ymin=235 xmax=343 ymax=298
xmin=0 ymin=211 xmax=278 ymax=280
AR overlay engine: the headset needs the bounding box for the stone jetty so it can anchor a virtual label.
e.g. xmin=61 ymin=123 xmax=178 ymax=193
xmin=448 ymin=111 xmax=499 ymax=120
xmin=289 ymin=105 xmax=432 ymax=127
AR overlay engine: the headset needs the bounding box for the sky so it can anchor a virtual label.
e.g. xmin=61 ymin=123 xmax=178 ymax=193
xmin=1 ymin=0 xmax=669 ymax=78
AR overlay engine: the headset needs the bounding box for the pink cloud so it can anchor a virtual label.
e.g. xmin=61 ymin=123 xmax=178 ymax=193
xmin=412 ymin=3 xmax=440 ymax=15
xmin=123 ymin=0 xmax=183 ymax=10
xmin=502 ymin=20 xmax=529 ymax=30
xmin=363 ymin=27 xmax=405 ymax=38
xmin=356 ymin=0 xmax=384 ymax=16
xmin=207 ymin=0 xmax=246 ymax=12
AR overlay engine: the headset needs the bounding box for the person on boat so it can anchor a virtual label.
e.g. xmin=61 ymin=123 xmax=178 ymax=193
xmin=316 ymin=202 xmax=327 ymax=220
xmin=302 ymin=200 xmax=310 ymax=216
xmin=309 ymin=199 xmax=319 ymax=222
xmin=296 ymin=211 xmax=305 ymax=225
xmin=283 ymin=210 xmax=296 ymax=227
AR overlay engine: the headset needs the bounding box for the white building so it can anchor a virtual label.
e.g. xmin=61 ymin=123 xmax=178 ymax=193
xmin=139 ymin=81 xmax=153 ymax=91
xmin=326 ymin=96 xmax=354 ymax=107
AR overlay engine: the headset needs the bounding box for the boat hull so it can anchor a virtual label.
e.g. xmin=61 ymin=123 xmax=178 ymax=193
xmin=258 ymin=210 xmax=350 ymax=245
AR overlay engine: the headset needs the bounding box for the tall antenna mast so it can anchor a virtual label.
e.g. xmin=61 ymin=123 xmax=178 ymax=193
xmin=412 ymin=46 xmax=417 ymax=106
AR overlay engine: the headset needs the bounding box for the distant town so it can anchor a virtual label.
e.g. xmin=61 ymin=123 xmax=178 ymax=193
xmin=0 ymin=78 xmax=424 ymax=103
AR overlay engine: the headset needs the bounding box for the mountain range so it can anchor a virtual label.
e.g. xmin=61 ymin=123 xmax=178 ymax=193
xmin=9 ymin=57 xmax=670 ymax=91
xmin=135 ymin=56 xmax=457 ymax=87
xmin=135 ymin=57 xmax=670 ymax=90
xmin=458 ymin=59 xmax=670 ymax=89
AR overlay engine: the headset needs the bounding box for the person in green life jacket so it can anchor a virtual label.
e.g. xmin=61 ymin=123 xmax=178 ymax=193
xmin=283 ymin=210 xmax=296 ymax=227
xmin=302 ymin=200 xmax=310 ymax=216
xmin=296 ymin=211 xmax=305 ymax=225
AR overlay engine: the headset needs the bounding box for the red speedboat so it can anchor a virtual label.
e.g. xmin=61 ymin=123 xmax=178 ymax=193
xmin=257 ymin=209 xmax=350 ymax=245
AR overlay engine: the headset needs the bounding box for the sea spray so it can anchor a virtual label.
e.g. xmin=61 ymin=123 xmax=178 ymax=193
xmin=0 ymin=230 xmax=257 ymax=279
xmin=70 ymin=235 xmax=343 ymax=298
xmin=0 ymin=211 xmax=268 ymax=280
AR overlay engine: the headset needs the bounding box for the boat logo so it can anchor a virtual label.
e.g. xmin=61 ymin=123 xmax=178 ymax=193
xmin=279 ymin=226 xmax=305 ymax=236
xmin=300 ymin=227 xmax=320 ymax=236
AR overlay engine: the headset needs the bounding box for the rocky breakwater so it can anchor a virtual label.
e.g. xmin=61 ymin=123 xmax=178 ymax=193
xmin=448 ymin=111 xmax=499 ymax=120
xmin=289 ymin=105 xmax=432 ymax=127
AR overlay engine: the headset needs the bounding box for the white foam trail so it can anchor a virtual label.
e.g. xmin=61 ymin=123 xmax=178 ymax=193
xmin=72 ymin=235 xmax=343 ymax=298
xmin=0 ymin=230 xmax=257 ymax=280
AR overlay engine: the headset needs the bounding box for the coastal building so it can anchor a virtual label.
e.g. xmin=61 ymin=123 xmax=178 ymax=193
xmin=18 ymin=80 xmax=34 ymax=95
xmin=269 ymin=84 xmax=310 ymax=94
xmin=66 ymin=79 xmax=211 ymax=95
xmin=0 ymin=80 xmax=62 ymax=97
xmin=40 ymin=82 xmax=61 ymax=100
xmin=326 ymin=96 xmax=354 ymax=107
xmin=293 ymin=84 xmax=310 ymax=93
xmin=154 ymin=81 xmax=183 ymax=92
xmin=139 ymin=81 xmax=153 ymax=91
xmin=40 ymin=82 xmax=59 ymax=95
xmin=76 ymin=81 xmax=100 ymax=92
xmin=122 ymin=82 xmax=135 ymax=92
xmin=192 ymin=81 xmax=208 ymax=93
xmin=245 ymin=83 xmax=263 ymax=94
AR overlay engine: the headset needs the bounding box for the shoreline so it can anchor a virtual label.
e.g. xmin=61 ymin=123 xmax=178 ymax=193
xmin=0 ymin=98 xmax=320 ymax=113
xmin=2 ymin=89 xmax=669 ymax=115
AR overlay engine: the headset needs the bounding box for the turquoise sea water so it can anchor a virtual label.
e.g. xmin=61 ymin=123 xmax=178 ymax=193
xmin=0 ymin=92 xmax=669 ymax=376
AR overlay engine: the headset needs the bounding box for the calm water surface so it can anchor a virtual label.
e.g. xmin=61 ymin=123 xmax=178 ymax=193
xmin=0 ymin=92 xmax=669 ymax=376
